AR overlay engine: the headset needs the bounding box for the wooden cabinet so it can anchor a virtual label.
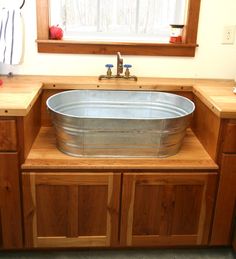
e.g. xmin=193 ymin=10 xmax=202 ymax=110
xmin=23 ymin=171 xmax=217 ymax=248
xmin=0 ymin=119 xmax=23 ymax=249
xmin=0 ymin=153 xmax=23 ymax=249
xmin=211 ymin=154 xmax=236 ymax=245
xmin=23 ymin=172 xmax=121 ymax=248
xmin=210 ymin=119 xmax=236 ymax=245
xmin=21 ymin=126 xmax=219 ymax=248
xmin=120 ymin=172 xmax=217 ymax=247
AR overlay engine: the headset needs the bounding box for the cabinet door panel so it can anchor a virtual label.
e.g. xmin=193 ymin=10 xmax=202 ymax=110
xmin=78 ymin=185 xmax=108 ymax=236
xmin=171 ymin=185 xmax=203 ymax=235
xmin=36 ymin=185 xmax=71 ymax=237
xmin=23 ymin=172 xmax=121 ymax=248
xmin=133 ymin=185 xmax=163 ymax=235
xmin=121 ymin=172 xmax=217 ymax=247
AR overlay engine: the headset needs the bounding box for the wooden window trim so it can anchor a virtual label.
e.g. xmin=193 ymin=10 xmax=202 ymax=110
xmin=36 ymin=0 xmax=201 ymax=57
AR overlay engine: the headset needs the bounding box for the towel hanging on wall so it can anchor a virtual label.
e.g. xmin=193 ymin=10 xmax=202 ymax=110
xmin=0 ymin=7 xmax=23 ymax=65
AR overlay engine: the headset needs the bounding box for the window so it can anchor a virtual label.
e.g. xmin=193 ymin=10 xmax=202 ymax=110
xmin=50 ymin=0 xmax=187 ymax=43
xmin=36 ymin=0 xmax=201 ymax=56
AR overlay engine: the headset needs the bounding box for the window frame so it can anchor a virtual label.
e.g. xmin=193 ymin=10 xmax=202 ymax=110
xmin=36 ymin=0 xmax=201 ymax=57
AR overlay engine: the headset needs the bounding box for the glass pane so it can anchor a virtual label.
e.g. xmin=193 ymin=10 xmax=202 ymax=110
xmin=50 ymin=0 xmax=188 ymax=42
xmin=99 ymin=0 xmax=137 ymax=33
xmin=138 ymin=0 xmax=185 ymax=37
xmin=65 ymin=0 xmax=98 ymax=32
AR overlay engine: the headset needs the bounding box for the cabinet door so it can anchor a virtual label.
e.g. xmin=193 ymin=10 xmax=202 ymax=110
xmin=0 ymin=153 xmax=23 ymax=249
xmin=23 ymin=172 xmax=121 ymax=248
xmin=121 ymin=172 xmax=217 ymax=247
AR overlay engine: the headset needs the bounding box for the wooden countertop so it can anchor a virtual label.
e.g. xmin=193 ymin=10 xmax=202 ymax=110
xmin=0 ymin=75 xmax=235 ymax=118
xmin=193 ymin=83 xmax=236 ymax=119
xmin=0 ymin=82 xmax=42 ymax=116
xmin=22 ymin=127 xmax=218 ymax=171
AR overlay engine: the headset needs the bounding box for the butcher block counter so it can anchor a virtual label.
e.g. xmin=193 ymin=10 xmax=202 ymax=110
xmin=0 ymin=75 xmax=236 ymax=118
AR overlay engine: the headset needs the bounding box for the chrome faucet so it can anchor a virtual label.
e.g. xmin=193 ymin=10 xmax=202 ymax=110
xmin=98 ymin=52 xmax=137 ymax=81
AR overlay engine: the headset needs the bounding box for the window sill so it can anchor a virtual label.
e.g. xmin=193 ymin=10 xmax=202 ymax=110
xmin=36 ymin=40 xmax=198 ymax=57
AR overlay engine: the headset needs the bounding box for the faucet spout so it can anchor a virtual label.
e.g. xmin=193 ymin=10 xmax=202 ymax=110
xmin=117 ymin=52 xmax=123 ymax=76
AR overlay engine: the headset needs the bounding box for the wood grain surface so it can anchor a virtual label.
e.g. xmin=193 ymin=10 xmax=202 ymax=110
xmin=0 ymin=82 xmax=42 ymax=116
xmin=0 ymin=76 xmax=235 ymax=118
xmin=211 ymin=154 xmax=236 ymax=245
xmin=0 ymin=153 xmax=23 ymax=248
xmin=23 ymin=172 xmax=121 ymax=247
xmin=120 ymin=172 xmax=217 ymax=246
xmin=0 ymin=119 xmax=17 ymax=151
xmin=22 ymin=127 xmax=217 ymax=171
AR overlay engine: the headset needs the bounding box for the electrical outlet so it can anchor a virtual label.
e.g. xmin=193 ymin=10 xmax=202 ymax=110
xmin=222 ymin=26 xmax=236 ymax=44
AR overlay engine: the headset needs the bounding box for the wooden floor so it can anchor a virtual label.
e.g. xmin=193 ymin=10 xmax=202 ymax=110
xmin=22 ymin=127 xmax=218 ymax=171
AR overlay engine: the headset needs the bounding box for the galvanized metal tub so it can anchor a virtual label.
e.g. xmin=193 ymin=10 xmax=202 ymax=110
xmin=46 ymin=90 xmax=195 ymax=157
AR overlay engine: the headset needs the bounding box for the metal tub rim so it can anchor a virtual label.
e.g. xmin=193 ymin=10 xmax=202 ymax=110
xmin=46 ymin=90 xmax=195 ymax=121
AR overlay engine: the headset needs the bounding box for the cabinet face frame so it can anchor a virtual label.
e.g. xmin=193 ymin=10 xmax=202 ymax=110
xmin=23 ymin=172 xmax=121 ymax=248
xmin=120 ymin=172 xmax=217 ymax=247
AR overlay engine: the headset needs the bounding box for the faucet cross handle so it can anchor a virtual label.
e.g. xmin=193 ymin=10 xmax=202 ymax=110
xmin=124 ymin=64 xmax=132 ymax=78
xmin=124 ymin=64 xmax=132 ymax=69
xmin=105 ymin=64 xmax=113 ymax=77
xmin=105 ymin=64 xmax=114 ymax=68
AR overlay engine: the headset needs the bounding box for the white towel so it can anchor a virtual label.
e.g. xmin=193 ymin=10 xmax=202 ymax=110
xmin=0 ymin=8 xmax=23 ymax=65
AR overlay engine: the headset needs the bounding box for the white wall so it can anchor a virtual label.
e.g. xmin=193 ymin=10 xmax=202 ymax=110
xmin=0 ymin=0 xmax=236 ymax=79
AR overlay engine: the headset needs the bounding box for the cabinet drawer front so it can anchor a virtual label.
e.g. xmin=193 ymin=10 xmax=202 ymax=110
xmin=0 ymin=120 xmax=17 ymax=151
xmin=223 ymin=122 xmax=236 ymax=153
